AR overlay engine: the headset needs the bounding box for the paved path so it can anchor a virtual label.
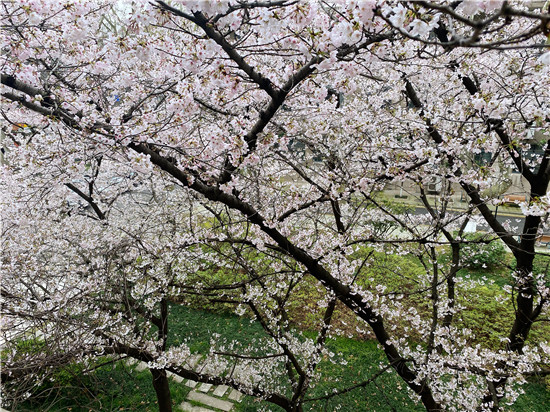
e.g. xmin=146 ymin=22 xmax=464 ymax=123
xmin=129 ymin=357 xmax=245 ymax=411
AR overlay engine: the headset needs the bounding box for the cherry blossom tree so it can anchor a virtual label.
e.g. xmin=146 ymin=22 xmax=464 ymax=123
xmin=1 ymin=1 xmax=549 ymax=411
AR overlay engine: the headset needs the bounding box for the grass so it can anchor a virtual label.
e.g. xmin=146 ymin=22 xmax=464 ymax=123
xmin=296 ymin=336 xmax=424 ymax=412
xmin=167 ymin=305 xmax=267 ymax=354
xmin=513 ymin=377 xmax=550 ymax=412
xmin=15 ymin=359 xmax=191 ymax=412
xmin=166 ymin=306 xmax=424 ymax=412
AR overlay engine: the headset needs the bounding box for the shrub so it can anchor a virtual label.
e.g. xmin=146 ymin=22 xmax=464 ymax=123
xmin=460 ymin=234 xmax=507 ymax=270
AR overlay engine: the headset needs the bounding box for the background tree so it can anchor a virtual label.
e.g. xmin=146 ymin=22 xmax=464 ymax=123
xmin=1 ymin=1 xmax=549 ymax=411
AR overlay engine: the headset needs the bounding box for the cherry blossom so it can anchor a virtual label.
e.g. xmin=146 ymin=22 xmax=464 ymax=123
xmin=1 ymin=1 xmax=549 ymax=412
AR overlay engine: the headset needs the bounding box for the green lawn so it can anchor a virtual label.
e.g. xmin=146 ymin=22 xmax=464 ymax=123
xmin=166 ymin=305 xmax=423 ymax=411
xmin=14 ymin=360 xmax=190 ymax=411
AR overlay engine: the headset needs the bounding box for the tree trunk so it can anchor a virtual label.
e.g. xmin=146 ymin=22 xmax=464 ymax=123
xmin=151 ymin=368 xmax=172 ymax=412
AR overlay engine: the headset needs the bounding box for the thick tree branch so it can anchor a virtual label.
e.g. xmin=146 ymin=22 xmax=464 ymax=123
xmin=65 ymin=183 xmax=106 ymax=220
xmin=156 ymin=2 xmax=277 ymax=98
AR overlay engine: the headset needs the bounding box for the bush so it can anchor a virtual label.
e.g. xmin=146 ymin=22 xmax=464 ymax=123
xmin=460 ymin=234 xmax=507 ymax=269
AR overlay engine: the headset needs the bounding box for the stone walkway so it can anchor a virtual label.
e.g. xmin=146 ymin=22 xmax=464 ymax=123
xmin=128 ymin=356 xmax=245 ymax=411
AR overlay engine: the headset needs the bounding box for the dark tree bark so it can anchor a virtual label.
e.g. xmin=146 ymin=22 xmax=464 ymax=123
xmin=151 ymin=368 xmax=173 ymax=412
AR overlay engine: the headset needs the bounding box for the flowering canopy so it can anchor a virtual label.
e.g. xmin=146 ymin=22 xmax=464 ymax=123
xmin=1 ymin=1 xmax=549 ymax=411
